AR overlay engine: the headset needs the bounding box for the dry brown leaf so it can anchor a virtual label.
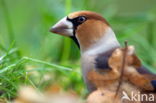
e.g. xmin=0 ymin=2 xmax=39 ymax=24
xmin=13 ymin=86 xmax=82 ymax=103
xmin=87 ymin=45 xmax=154 ymax=95
xmin=87 ymin=89 xmax=121 ymax=103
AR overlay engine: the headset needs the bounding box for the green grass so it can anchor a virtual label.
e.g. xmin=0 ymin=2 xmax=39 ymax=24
xmin=0 ymin=0 xmax=156 ymax=101
xmin=0 ymin=47 xmax=84 ymax=100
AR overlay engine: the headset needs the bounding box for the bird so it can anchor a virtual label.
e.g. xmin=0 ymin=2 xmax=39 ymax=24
xmin=49 ymin=11 xmax=156 ymax=93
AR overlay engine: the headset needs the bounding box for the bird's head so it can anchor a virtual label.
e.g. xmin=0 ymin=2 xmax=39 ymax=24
xmin=50 ymin=11 xmax=119 ymax=54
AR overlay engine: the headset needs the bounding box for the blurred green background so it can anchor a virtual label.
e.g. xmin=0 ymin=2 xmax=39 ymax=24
xmin=0 ymin=0 xmax=156 ymax=101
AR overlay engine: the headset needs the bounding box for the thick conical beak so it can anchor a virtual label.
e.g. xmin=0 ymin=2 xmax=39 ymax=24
xmin=49 ymin=17 xmax=73 ymax=36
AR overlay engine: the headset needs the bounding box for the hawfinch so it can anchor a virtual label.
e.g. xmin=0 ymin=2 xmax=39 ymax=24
xmin=49 ymin=11 xmax=156 ymax=92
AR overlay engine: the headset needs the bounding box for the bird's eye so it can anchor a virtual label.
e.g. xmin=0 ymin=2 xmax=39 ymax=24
xmin=77 ymin=16 xmax=86 ymax=23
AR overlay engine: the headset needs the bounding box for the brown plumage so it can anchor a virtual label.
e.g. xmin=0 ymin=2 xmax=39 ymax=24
xmin=50 ymin=11 xmax=156 ymax=102
xmin=68 ymin=11 xmax=109 ymax=50
xmin=76 ymin=20 xmax=108 ymax=50
xmin=68 ymin=11 xmax=109 ymax=24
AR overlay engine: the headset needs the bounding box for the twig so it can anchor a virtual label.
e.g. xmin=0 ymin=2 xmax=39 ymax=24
xmin=115 ymin=41 xmax=128 ymax=97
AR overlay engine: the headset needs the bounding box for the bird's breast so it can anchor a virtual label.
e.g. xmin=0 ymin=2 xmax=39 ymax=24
xmin=81 ymin=48 xmax=117 ymax=91
xmin=81 ymin=54 xmax=97 ymax=91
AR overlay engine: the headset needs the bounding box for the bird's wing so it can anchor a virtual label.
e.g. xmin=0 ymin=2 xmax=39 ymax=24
xmin=94 ymin=48 xmax=156 ymax=92
xmin=137 ymin=66 xmax=156 ymax=92
xmin=137 ymin=66 xmax=156 ymax=75
xmin=95 ymin=49 xmax=115 ymax=70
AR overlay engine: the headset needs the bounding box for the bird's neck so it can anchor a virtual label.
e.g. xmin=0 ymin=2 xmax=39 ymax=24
xmin=81 ymin=27 xmax=120 ymax=56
